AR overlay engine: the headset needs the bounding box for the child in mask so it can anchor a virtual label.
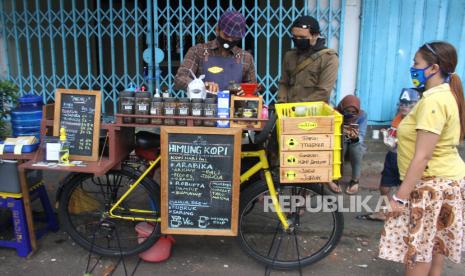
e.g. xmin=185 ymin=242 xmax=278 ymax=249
xmin=357 ymin=88 xmax=420 ymax=221
xmin=328 ymin=95 xmax=367 ymax=194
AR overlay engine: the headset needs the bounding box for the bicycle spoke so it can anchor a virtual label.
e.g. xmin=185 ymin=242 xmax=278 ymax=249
xmin=266 ymin=221 xmax=281 ymax=257
xmin=239 ymin=185 xmax=343 ymax=269
xmin=60 ymin=170 xmax=161 ymax=256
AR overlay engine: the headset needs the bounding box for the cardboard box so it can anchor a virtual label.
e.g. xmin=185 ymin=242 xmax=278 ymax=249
xmin=217 ymin=90 xmax=230 ymax=128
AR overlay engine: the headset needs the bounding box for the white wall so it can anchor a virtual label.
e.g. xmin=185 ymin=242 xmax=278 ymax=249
xmin=338 ymin=0 xmax=361 ymax=100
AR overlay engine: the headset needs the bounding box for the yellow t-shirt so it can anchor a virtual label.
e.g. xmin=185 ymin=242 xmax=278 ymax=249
xmin=397 ymin=83 xmax=465 ymax=180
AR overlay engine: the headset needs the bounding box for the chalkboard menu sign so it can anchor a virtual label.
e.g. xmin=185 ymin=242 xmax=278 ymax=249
xmin=160 ymin=127 xmax=241 ymax=236
xmin=53 ymin=89 xmax=101 ymax=161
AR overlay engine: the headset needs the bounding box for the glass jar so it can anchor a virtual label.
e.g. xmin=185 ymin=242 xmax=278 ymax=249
xmin=135 ymin=92 xmax=151 ymax=124
xmin=203 ymin=97 xmax=217 ymax=127
xmin=150 ymin=97 xmax=164 ymax=125
xmin=119 ymin=91 xmax=135 ymax=123
xmin=163 ymin=98 xmax=177 ymax=126
xmin=177 ymin=98 xmax=190 ymax=126
xmin=191 ymin=98 xmax=204 ymax=126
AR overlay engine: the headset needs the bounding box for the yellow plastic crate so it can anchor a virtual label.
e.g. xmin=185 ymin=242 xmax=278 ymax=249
xmin=275 ymin=102 xmax=342 ymax=180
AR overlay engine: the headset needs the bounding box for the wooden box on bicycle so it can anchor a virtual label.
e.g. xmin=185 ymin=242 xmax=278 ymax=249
xmin=275 ymin=102 xmax=343 ymax=183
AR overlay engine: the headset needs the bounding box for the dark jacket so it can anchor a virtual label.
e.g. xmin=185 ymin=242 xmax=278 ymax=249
xmin=278 ymin=38 xmax=338 ymax=103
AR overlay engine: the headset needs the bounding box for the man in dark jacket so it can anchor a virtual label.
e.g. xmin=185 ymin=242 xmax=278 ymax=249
xmin=278 ymin=16 xmax=338 ymax=103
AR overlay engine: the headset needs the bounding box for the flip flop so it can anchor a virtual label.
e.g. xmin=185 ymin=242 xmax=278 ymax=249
xmin=356 ymin=213 xmax=384 ymax=222
xmin=327 ymin=182 xmax=342 ymax=194
xmin=345 ymin=180 xmax=359 ymax=195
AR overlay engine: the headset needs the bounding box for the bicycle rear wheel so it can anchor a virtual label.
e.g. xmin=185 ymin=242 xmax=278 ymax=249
xmin=58 ymin=169 xmax=160 ymax=256
xmin=237 ymin=182 xmax=344 ymax=269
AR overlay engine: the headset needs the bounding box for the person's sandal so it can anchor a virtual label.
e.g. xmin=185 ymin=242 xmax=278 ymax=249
xmin=328 ymin=181 xmax=342 ymax=194
xmin=346 ymin=179 xmax=359 ymax=195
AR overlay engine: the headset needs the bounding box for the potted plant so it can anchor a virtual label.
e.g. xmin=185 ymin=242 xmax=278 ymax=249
xmin=0 ymin=80 xmax=19 ymax=140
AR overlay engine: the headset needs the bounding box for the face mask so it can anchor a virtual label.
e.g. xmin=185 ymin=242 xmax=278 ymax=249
xmin=217 ymin=35 xmax=240 ymax=49
xmin=343 ymin=112 xmax=356 ymax=120
xmin=292 ymin=37 xmax=311 ymax=51
xmin=410 ymin=65 xmax=436 ymax=88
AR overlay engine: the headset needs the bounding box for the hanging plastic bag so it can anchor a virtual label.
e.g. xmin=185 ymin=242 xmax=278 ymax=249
xmin=186 ymin=69 xmax=206 ymax=99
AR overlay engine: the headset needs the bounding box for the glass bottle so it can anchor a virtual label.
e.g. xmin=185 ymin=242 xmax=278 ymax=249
xmin=59 ymin=127 xmax=70 ymax=165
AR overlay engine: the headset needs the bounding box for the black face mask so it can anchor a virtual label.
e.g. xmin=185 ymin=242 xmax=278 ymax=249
xmin=292 ymin=37 xmax=311 ymax=51
xmin=217 ymin=35 xmax=241 ymax=49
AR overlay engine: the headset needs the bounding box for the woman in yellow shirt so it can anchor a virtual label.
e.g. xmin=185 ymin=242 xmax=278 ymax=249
xmin=379 ymin=41 xmax=465 ymax=276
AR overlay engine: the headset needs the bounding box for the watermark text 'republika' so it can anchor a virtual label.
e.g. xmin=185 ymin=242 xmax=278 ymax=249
xmin=263 ymin=195 xmax=391 ymax=213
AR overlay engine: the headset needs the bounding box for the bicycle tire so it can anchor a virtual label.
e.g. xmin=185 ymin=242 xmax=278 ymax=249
xmin=58 ymin=169 xmax=161 ymax=257
xmin=237 ymin=181 xmax=344 ymax=269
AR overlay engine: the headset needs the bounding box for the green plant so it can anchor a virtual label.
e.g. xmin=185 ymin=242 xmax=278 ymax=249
xmin=0 ymin=80 xmax=19 ymax=139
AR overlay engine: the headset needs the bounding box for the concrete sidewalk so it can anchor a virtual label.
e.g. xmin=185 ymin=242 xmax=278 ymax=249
xmin=1 ymin=188 xmax=464 ymax=276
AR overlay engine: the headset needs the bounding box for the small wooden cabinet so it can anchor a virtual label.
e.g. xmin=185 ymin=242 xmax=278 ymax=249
xmin=229 ymin=96 xmax=263 ymax=129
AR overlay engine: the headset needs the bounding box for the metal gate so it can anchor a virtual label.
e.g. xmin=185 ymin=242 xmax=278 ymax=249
xmin=1 ymin=0 xmax=345 ymax=113
xmin=357 ymin=0 xmax=465 ymax=124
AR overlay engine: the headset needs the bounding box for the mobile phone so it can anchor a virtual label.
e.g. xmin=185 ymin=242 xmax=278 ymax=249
xmin=349 ymin=123 xmax=359 ymax=129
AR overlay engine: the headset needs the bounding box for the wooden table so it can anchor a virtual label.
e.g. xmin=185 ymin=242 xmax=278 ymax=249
xmin=9 ymin=120 xmax=134 ymax=255
xmin=20 ymin=120 xmax=134 ymax=176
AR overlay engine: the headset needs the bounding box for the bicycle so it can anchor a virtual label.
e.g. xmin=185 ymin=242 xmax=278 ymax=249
xmin=57 ymin=112 xmax=344 ymax=269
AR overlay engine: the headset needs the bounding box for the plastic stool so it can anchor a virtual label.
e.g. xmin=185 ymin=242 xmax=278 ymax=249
xmin=0 ymin=182 xmax=59 ymax=257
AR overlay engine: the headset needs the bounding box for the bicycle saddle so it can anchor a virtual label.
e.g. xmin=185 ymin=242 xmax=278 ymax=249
xmin=136 ymin=131 xmax=160 ymax=149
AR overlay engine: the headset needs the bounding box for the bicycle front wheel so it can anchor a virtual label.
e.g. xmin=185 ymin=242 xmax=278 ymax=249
xmin=238 ymin=182 xmax=344 ymax=269
xmin=58 ymin=169 xmax=161 ymax=256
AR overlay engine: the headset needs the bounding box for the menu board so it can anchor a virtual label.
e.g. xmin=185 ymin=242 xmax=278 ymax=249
xmin=53 ymin=89 xmax=101 ymax=161
xmin=160 ymin=127 xmax=241 ymax=236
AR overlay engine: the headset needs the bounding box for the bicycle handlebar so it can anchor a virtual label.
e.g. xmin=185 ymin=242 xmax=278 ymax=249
xmin=252 ymin=111 xmax=277 ymax=145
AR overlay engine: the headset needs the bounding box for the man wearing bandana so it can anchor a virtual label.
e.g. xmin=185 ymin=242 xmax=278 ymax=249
xmin=278 ymin=16 xmax=339 ymax=103
xmin=174 ymin=10 xmax=256 ymax=94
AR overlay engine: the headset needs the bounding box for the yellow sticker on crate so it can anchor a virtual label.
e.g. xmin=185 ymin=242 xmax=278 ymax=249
xmin=285 ymin=170 xmax=296 ymax=180
xmin=297 ymin=121 xmax=318 ymax=131
xmin=286 ymin=138 xmax=298 ymax=148
xmin=286 ymin=155 xmax=297 ymax=165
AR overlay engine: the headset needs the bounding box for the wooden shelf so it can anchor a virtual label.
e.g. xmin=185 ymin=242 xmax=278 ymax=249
xmin=114 ymin=113 xmax=268 ymax=130
xmin=19 ymin=157 xmax=117 ymax=176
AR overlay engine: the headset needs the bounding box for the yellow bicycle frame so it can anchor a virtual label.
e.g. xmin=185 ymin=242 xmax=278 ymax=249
xmin=109 ymin=150 xmax=290 ymax=230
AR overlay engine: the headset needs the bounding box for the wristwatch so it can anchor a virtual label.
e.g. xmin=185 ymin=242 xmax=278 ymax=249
xmin=392 ymin=194 xmax=409 ymax=206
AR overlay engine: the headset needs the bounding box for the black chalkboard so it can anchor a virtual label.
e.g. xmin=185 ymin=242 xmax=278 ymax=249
xmin=54 ymin=89 xmax=101 ymax=161
xmin=161 ymin=127 xmax=241 ymax=236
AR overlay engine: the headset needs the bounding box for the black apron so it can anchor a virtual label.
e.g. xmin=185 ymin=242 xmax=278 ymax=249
xmin=202 ymin=49 xmax=243 ymax=91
